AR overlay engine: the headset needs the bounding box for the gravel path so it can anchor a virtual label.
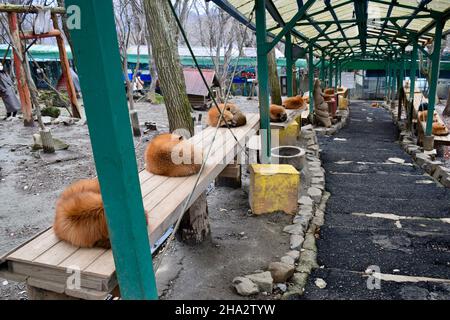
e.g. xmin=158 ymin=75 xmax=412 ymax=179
xmin=302 ymin=101 xmax=450 ymax=300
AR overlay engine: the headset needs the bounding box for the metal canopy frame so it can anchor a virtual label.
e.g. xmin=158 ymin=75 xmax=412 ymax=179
xmin=212 ymin=0 xmax=450 ymax=156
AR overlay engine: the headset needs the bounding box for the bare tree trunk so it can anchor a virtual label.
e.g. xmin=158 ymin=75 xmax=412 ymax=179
xmin=444 ymin=88 xmax=450 ymax=117
xmin=268 ymin=48 xmax=282 ymax=105
xmin=145 ymin=32 xmax=158 ymax=103
xmin=143 ymin=0 xmax=193 ymax=135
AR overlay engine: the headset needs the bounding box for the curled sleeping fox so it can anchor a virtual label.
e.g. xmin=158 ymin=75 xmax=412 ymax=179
xmin=283 ymin=95 xmax=305 ymax=110
xmin=208 ymin=103 xmax=247 ymax=127
xmin=270 ymin=104 xmax=288 ymax=122
xmin=53 ymin=178 xmax=111 ymax=248
xmin=433 ymin=122 xmax=449 ymax=136
xmin=145 ymin=133 xmax=203 ymax=177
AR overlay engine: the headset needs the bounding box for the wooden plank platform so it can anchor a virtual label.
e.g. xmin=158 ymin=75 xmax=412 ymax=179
xmin=413 ymin=93 xmax=450 ymax=146
xmin=0 ymin=114 xmax=260 ymax=299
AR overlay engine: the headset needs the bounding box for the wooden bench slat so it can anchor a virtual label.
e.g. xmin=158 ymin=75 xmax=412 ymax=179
xmin=3 ymin=114 xmax=261 ymax=295
xmin=59 ymin=247 xmax=107 ymax=271
xmin=33 ymin=239 xmax=79 ymax=266
xmin=83 ymin=250 xmax=115 ymax=277
xmin=8 ymin=229 xmax=59 ymax=262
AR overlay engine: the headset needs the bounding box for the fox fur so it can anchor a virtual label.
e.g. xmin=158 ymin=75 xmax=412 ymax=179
xmin=53 ymin=179 xmax=110 ymax=248
xmin=145 ymin=133 xmax=202 ymax=177
xmin=283 ymin=95 xmax=305 ymax=110
xmin=208 ymin=103 xmax=247 ymax=127
xmin=433 ymin=122 xmax=449 ymax=136
xmin=270 ymin=104 xmax=288 ymax=122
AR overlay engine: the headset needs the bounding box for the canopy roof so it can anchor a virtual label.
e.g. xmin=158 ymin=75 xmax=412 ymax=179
xmin=213 ymin=0 xmax=450 ymax=60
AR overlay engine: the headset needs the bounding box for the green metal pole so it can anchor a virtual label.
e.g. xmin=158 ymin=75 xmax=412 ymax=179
xmin=320 ymin=53 xmax=325 ymax=87
xmin=410 ymin=40 xmax=418 ymax=101
xmin=328 ymin=59 xmax=332 ymax=89
xmin=339 ymin=61 xmax=342 ymax=88
xmin=255 ymin=0 xmax=271 ymax=163
xmin=65 ymin=0 xmax=157 ymax=300
xmin=308 ymin=44 xmax=314 ymax=114
xmin=385 ymin=61 xmax=389 ymax=99
xmin=426 ymin=19 xmax=444 ymax=136
xmin=285 ymin=32 xmax=293 ymax=97
xmin=334 ymin=60 xmax=338 ymax=90
xmin=391 ymin=64 xmax=396 ymax=101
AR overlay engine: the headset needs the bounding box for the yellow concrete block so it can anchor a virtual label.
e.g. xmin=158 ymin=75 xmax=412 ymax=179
xmin=338 ymin=96 xmax=349 ymax=110
xmin=272 ymin=120 xmax=300 ymax=146
xmin=249 ymin=164 xmax=300 ymax=215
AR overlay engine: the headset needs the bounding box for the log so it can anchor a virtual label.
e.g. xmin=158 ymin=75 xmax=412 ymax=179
xmin=177 ymin=191 xmax=210 ymax=245
xmin=40 ymin=129 xmax=55 ymax=154
xmin=130 ymin=110 xmax=141 ymax=137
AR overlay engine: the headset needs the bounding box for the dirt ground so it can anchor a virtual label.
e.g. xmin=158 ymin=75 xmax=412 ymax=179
xmin=0 ymin=96 xmax=301 ymax=300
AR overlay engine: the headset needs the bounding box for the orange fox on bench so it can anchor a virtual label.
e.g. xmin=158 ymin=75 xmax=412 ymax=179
xmin=270 ymin=104 xmax=288 ymax=122
xmin=282 ymin=96 xmax=305 ymax=110
xmin=54 ymin=134 xmax=202 ymax=248
xmin=53 ymin=178 xmax=111 ymax=248
xmin=207 ymin=103 xmax=247 ymax=128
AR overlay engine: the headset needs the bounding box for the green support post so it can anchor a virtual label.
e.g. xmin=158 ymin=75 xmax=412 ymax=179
xmin=391 ymin=64 xmax=396 ymax=101
xmin=338 ymin=61 xmax=342 ymax=88
xmin=255 ymin=0 xmax=271 ymax=163
xmin=320 ymin=54 xmax=325 ymax=87
xmin=308 ymin=44 xmax=314 ymax=114
xmin=426 ymin=19 xmax=444 ymax=136
xmin=285 ymin=32 xmax=293 ymax=97
xmin=410 ymin=40 xmax=418 ymax=100
xmin=65 ymin=0 xmax=158 ymax=300
xmin=385 ymin=61 xmax=389 ymax=99
xmin=334 ymin=60 xmax=338 ymax=90
xmin=328 ymin=60 xmax=332 ymax=89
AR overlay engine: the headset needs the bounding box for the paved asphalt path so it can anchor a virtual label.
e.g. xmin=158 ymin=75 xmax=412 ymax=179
xmin=302 ymin=101 xmax=450 ymax=300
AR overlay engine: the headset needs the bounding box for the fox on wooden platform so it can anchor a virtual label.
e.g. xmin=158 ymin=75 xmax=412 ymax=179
xmin=270 ymin=104 xmax=288 ymax=122
xmin=53 ymin=178 xmax=111 ymax=248
xmin=207 ymin=103 xmax=247 ymax=127
xmin=282 ymin=95 xmax=305 ymax=110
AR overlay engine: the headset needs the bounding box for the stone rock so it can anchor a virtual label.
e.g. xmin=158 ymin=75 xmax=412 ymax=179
xmin=268 ymin=262 xmax=295 ymax=283
xmin=308 ymin=187 xmax=322 ymax=203
xmin=387 ymin=157 xmax=405 ymax=164
xmin=414 ymin=153 xmax=430 ymax=166
xmin=311 ymin=177 xmax=325 ymax=184
xmin=290 ymin=235 xmax=305 ymax=250
xmin=298 ymin=196 xmax=313 ymax=206
xmin=441 ymin=177 xmax=450 ymax=189
xmin=283 ymin=223 xmax=304 ymax=236
xmin=291 ymin=272 xmax=308 ymax=288
xmin=280 ymin=255 xmax=295 ymax=266
xmin=312 ymin=183 xmax=325 ymax=191
xmin=286 ymin=250 xmax=300 ymax=262
xmin=315 ymin=278 xmax=327 ymax=289
xmin=302 ymin=233 xmax=317 ymax=252
xmin=232 ymin=277 xmax=259 ymax=296
xmin=422 ymin=160 xmax=442 ymax=175
xmin=276 ymin=283 xmax=287 ymax=292
xmin=32 ymin=134 xmax=70 ymax=151
xmin=296 ymin=249 xmax=319 ymax=273
xmin=60 ymin=116 xmax=75 ymax=126
xmin=245 ymin=272 xmax=273 ymax=293
xmin=433 ymin=166 xmax=450 ymax=181
xmin=41 ymin=116 xmax=53 ymax=125
xmin=311 ymin=209 xmax=325 ymax=227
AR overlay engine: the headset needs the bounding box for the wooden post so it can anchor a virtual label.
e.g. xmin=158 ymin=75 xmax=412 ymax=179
xmin=177 ymin=191 xmax=211 ymax=245
xmin=8 ymin=12 xmax=33 ymax=127
xmin=52 ymin=13 xmax=81 ymax=119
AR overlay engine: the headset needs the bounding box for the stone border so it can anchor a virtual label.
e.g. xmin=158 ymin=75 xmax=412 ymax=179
xmin=382 ymin=103 xmax=450 ymax=189
xmin=231 ymin=109 xmax=350 ymax=299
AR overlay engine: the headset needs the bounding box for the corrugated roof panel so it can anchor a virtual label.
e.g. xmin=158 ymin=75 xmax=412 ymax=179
xmin=220 ymin=0 xmax=449 ymax=58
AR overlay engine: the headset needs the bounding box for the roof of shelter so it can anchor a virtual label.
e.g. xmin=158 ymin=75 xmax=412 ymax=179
xmin=213 ymin=0 xmax=450 ymax=60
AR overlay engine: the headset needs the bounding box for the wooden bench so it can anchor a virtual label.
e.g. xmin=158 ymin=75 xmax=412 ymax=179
xmin=0 ymin=113 xmax=260 ymax=300
xmin=412 ymin=94 xmax=450 ymax=147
